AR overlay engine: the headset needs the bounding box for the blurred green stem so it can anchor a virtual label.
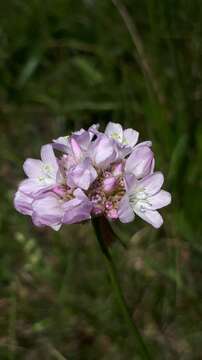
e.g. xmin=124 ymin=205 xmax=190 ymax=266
xmin=92 ymin=218 xmax=152 ymax=360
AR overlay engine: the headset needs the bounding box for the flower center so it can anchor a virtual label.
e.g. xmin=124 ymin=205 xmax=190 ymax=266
xmin=111 ymin=132 xmax=122 ymax=142
xmin=129 ymin=188 xmax=152 ymax=212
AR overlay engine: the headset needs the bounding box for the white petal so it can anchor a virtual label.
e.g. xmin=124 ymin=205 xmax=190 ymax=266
xmin=135 ymin=141 xmax=152 ymax=148
xmin=148 ymin=190 xmax=171 ymax=210
xmin=138 ymin=172 xmax=164 ymax=196
xmin=123 ymin=128 xmax=139 ymax=147
xmin=135 ymin=208 xmax=163 ymax=228
xmin=105 ymin=122 xmax=123 ymax=143
xmin=23 ymin=159 xmax=43 ymax=178
xmin=41 ymin=144 xmax=58 ymax=172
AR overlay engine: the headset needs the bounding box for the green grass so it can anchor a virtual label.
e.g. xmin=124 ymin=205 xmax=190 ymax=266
xmin=0 ymin=0 xmax=202 ymax=358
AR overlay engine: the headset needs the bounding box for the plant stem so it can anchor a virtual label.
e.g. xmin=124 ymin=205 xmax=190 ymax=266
xmin=92 ymin=217 xmax=152 ymax=360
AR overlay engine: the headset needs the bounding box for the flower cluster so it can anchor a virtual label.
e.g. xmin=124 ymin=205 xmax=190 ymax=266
xmin=14 ymin=122 xmax=171 ymax=230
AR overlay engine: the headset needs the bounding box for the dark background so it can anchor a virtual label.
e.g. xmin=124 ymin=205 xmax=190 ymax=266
xmin=0 ymin=0 xmax=202 ymax=358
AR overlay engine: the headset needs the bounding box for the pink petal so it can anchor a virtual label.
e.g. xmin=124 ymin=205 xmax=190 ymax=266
xmin=63 ymin=193 xmax=92 ymax=224
xmin=23 ymin=159 xmax=43 ymax=178
xmin=53 ymin=136 xmax=70 ymax=153
xmin=118 ymin=195 xmax=135 ymax=223
xmin=135 ymin=141 xmax=152 ymax=148
xmin=112 ymin=162 xmax=124 ymax=176
xmin=89 ymin=134 xmax=118 ymax=168
xmin=73 ymin=130 xmax=91 ymax=151
xmin=70 ymin=137 xmax=83 ymax=162
xmin=124 ymin=173 xmax=137 ymax=192
xmin=125 ymin=146 xmax=154 ymax=179
xmin=41 ymin=144 xmax=58 ymax=172
xmin=32 ymin=193 xmax=64 ymax=228
xmin=138 ymin=172 xmax=164 ymax=196
xmin=105 ymin=122 xmax=123 ymax=142
xmin=135 ymin=209 xmax=163 ymax=228
xmin=19 ymin=178 xmax=53 ymax=195
xmin=123 ymin=128 xmax=139 ymax=147
xmin=67 ymin=159 xmax=97 ymax=190
xmin=14 ymin=190 xmax=33 ymax=216
xmin=148 ymin=190 xmax=171 ymax=210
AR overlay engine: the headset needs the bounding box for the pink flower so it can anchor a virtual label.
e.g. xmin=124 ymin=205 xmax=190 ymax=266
xmin=118 ymin=172 xmax=171 ymax=228
xmin=19 ymin=144 xmax=60 ymax=196
xmin=14 ymin=122 xmax=171 ymax=230
xmin=105 ymin=122 xmax=139 ymax=156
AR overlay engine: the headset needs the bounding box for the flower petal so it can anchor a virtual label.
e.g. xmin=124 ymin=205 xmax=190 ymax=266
xmin=89 ymin=134 xmax=118 ymax=168
xmin=67 ymin=158 xmax=97 ymax=190
xmin=138 ymin=172 xmax=164 ymax=196
xmin=53 ymin=136 xmax=70 ymax=153
xmin=123 ymin=128 xmax=139 ymax=147
xmin=32 ymin=193 xmax=64 ymax=228
xmin=41 ymin=144 xmax=58 ymax=172
xmin=124 ymin=173 xmax=137 ymax=192
xmin=19 ymin=178 xmax=53 ymax=195
xmin=135 ymin=208 xmax=163 ymax=228
xmin=148 ymin=190 xmax=171 ymax=210
xmin=14 ymin=190 xmax=33 ymax=216
xmin=23 ymin=159 xmax=43 ymax=178
xmin=69 ymin=137 xmax=83 ymax=162
xmin=125 ymin=146 xmax=154 ymax=179
xmin=63 ymin=191 xmax=92 ymax=224
xmin=73 ymin=130 xmax=91 ymax=151
xmin=118 ymin=195 xmax=135 ymax=223
xmin=135 ymin=141 xmax=152 ymax=148
xmin=105 ymin=122 xmax=123 ymax=143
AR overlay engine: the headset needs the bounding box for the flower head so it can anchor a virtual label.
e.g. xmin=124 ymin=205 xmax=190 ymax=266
xmin=14 ymin=122 xmax=171 ymax=230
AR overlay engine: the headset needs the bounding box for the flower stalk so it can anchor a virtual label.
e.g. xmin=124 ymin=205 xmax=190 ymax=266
xmin=92 ymin=217 xmax=152 ymax=360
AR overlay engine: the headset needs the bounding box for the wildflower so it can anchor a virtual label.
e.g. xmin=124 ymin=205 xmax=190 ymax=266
xmin=14 ymin=122 xmax=171 ymax=230
xmin=19 ymin=144 xmax=60 ymax=196
xmin=118 ymin=172 xmax=171 ymax=228
xmin=105 ymin=121 xmax=139 ymax=156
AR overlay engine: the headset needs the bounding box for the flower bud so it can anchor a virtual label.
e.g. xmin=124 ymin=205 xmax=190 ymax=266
xmin=103 ymin=176 xmax=116 ymax=193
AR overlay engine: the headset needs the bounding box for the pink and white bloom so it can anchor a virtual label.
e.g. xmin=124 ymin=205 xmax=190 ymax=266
xmin=105 ymin=122 xmax=139 ymax=156
xmin=118 ymin=172 xmax=171 ymax=228
xmin=14 ymin=122 xmax=171 ymax=230
xmin=19 ymin=144 xmax=60 ymax=196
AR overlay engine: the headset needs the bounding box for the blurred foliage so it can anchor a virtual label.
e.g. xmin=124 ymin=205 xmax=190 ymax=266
xmin=0 ymin=0 xmax=202 ymax=358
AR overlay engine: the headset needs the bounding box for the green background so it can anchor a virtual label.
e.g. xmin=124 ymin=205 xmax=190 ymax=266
xmin=0 ymin=0 xmax=202 ymax=358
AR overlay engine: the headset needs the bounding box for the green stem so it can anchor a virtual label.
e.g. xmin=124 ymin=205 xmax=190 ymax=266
xmin=92 ymin=218 xmax=152 ymax=360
